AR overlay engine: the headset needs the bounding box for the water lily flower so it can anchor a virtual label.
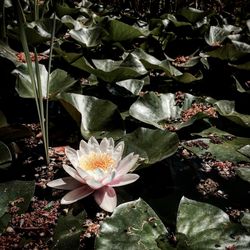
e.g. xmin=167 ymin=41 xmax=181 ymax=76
xmin=47 ymin=137 xmax=139 ymax=212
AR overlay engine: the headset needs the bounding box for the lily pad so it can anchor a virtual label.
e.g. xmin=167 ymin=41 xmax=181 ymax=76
xmin=129 ymin=92 xmax=214 ymax=131
xmin=95 ymin=198 xmax=168 ymax=250
xmin=176 ymin=197 xmax=250 ymax=249
xmin=71 ymin=53 xmax=147 ymax=82
xmin=116 ymin=77 xmax=149 ymax=95
xmin=236 ymin=167 xmax=250 ymax=184
xmin=214 ymin=100 xmax=250 ymax=128
xmin=59 ymin=92 xmax=124 ymax=139
xmin=12 ymin=63 xmax=77 ymax=99
xmin=0 ymin=141 xmax=12 ymax=170
xmin=122 ymin=127 xmax=179 ymax=166
xmin=206 ymin=43 xmax=248 ymax=61
xmin=0 ymin=180 xmax=35 ymax=218
xmin=52 ymin=208 xmax=86 ymax=250
xmin=69 ymin=26 xmax=107 ymax=47
xmin=184 ymin=127 xmax=250 ymax=163
xmin=8 ymin=19 xmax=61 ymax=45
xmin=106 ymin=19 xmax=145 ymax=42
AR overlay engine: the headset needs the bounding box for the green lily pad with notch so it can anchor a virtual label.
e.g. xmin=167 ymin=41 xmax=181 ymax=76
xmin=95 ymin=198 xmax=168 ymax=250
xmin=12 ymin=63 xmax=77 ymax=99
xmin=173 ymin=71 xmax=203 ymax=83
xmin=176 ymin=197 xmax=250 ymax=249
xmin=52 ymin=208 xmax=87 ymax=250
xmin=69 ymin=26 xmax=108 ymax=47
xmin=206 ymin=43 xmax=248 ymax=61
xmin=8 ymin=19 xmax=62 ymax=46
xmin=106 ymin=19 xmax=145 ymax=42
xmin=214 ymin=100 xmax=250 ymax=128
xmin=122 ymin=127 xmax=179 ymax=167
xmin=129 ymin=92 xmax=213 ymax=131
xmin=116 ymin=77 xmax=149 ymax=96
xmin=59 ymin=92 xmax=124 ymax=139
xmin=184 ymin=127 xmax=250 ymax=163
xmin=132 ymin=49 xmax=182 ymax=77
xmin=71 ymin=53 xmax=147 ymax=82
xmin=177 ymin=7 xmax=208 ymax=24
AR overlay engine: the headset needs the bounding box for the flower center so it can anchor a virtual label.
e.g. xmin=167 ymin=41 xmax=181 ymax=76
xmin=79 ymin=152 xmax=114 ymax=172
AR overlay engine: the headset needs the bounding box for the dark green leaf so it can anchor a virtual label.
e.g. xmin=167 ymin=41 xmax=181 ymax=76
xmin=95 ymin=198 xmax=168 ymax=250
xmin=177 ymin=197 xmax=250 ymax=249
xmin=236 ymin=167 xmax=250 ymax=184
xmin=52 ymin=208 xmax=86 ymax=250
xmin=13 ymin=64 xmax=76 ymax=99
xmin=0 ymin=180 xmax=35 ymax=218
xmin=59 ymin=92 xmax=124 ymax=139
xmin=107 ymin=19 xmax=145 ymax=42
xmin=69 ymin=26 xmax=107 ymax=47
xmin=0 ymin=141 xmax=12 ymax=170
xmin=214 ymin=100 xmax=250 ymax=128
xmin=122 ymin=127 xmax=179 ymax=166
xmin=72 ymin=53 xmax=147 ymax=82
xmin=129 ymin=92 xmax=211 ymax=130
xmin=184 ymin=127 xmax=250 ymax=163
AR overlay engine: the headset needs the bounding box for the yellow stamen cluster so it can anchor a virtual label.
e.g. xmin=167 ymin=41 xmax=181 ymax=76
xmin=79 ymin=152 xmax=114 ymax=172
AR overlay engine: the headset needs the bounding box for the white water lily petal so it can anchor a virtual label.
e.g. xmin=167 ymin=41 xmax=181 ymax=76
xmin=116 ymin=153 xmax=139 ymax=176
xmin=63 ymin=164 xmax=85 ymax=183
xmin=109 ymin=174 xmax=140 ymax=187
xmin=65 ymin=147 xmax=79 ymax=169
xmin=75 ymin=166 xmax=89 ymax=179
xmin=112 ymin=141 xmax=125 ymax=161
xmin=101 ymin=170 xmax=116 ymax=186
xmin=85 ymin=177 xmax=103 ymax=189
xmin=79 ymin=139 xmax=90 ymax=156
xmin=88 ymin=136 xmax=100 ymax=152
xmin=94 ymin=186 xmax=117 ymax=212
xmin=47 ymin=176 xmax=82 ymax=190
xmin=99 ymin=137 xmax=109 ymax=152
xmin=61 ymin=185 xmax=94 ymax=205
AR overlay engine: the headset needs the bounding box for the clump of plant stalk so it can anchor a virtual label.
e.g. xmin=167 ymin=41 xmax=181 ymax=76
xmin=17 ymin=1 xmax=56 ymax=165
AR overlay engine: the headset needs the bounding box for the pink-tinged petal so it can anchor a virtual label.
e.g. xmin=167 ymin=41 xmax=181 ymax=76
xmin=47 ymin=177 xmax=82 ymax=190
xmin=116 ymin=153 xmax=139 ymax=176
xmin=79 ymin=139 xmax=90 ymax=156
xmin=63 ymin=164 xmax=85 ymax=183
xmin=94 ymin=186 xmax=117 ymax=212
xmin=61 ymin=185 xmax=94 ymax=205
xmin=109 ymin=174 xmax=139 ymax=187
xmin=88 ymin=136 xmax=100 ymax=152
xmin=65 ymin=146 xmax=79 ymax=169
